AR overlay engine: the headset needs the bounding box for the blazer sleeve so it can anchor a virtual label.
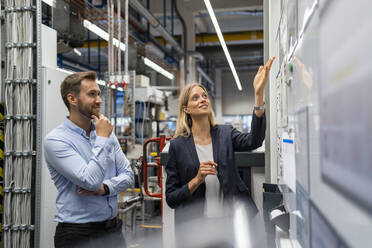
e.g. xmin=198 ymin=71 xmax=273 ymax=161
xmin=165 ymin=141 xmax=192 ymax=209
xmin=231 ymin=111 xmax=266 ymax=151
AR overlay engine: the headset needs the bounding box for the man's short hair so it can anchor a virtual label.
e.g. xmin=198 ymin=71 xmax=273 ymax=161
xmin=60 ymin=71 xmax=97 ymax=110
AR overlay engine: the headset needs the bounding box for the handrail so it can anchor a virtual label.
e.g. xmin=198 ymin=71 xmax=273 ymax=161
xmin=142 ymin=135 xmax=171 ymax=198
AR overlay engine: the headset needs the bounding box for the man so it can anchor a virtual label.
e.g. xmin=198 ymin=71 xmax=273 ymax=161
xmin=44 ymin=71 xmax=133 ymax=248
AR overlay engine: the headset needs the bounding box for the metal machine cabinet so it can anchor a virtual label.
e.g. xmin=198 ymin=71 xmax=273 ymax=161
xmin=39 ymin=66 xmax=69 ymax=248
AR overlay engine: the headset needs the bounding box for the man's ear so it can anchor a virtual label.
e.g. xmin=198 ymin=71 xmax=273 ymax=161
xmin=67 ymin=93 xmax=78 ymax=108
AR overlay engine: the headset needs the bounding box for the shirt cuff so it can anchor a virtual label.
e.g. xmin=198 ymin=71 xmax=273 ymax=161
xmin=181 ymin=183 xmax=192 ymax=199
xmin=95 ymin=136 xmax=115 ymax=153
xmin=95 ymin=136 xmax=108 ymax=146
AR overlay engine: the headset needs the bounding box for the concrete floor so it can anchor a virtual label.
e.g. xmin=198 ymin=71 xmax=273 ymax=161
xmin=122 ymin=208 xmax=269 ymax=248
xmin=125 ymin=211 xmax=163 ymax=248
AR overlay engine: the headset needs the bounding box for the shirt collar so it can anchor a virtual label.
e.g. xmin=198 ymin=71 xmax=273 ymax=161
xmin=64 ymin=117 xmax=96 ymax=137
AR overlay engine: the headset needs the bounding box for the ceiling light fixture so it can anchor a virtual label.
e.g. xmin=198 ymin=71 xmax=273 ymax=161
xmin=73 ymin=48 xmax=82 ymax=56
xmin=143 ymin=57 xmax=174 ymax=80
xmin=203 ymin=0 xmax=242 ymax=91
xmin=83 ymin=20 xmax=126 ymax=52
xmin=56 ymin=67 xmax=74 ymax=75
xmin=42 ymin=0 xmax=55 ymax=7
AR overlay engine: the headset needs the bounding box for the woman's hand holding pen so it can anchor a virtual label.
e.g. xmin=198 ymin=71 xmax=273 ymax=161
xmin=196 ymin=161 xmax=218 ymax=182
xmin=188 ymin=161 xmax=218 ymax=194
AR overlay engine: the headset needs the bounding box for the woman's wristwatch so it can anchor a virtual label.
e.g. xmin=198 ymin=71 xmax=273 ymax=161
xmin=254 ymin=102 xmax=265 ymax=111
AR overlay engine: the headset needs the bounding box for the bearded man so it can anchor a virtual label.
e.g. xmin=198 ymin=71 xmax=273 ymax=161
xmin=44 ymin=71 xmax=133 ymax=248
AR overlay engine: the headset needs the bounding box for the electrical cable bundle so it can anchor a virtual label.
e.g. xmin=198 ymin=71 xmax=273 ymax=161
xmin=3 ymin=0 xmax=35 ymax=247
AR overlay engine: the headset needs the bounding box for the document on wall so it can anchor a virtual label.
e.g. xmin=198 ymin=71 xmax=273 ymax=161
xmin=282 ymin=131 xmax=296 ymax=192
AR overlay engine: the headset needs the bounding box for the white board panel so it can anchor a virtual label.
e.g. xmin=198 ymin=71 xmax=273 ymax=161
xmin=319 ymin=0 xmax=372 ymax=213
xmin=269 ymin=0 xmax=372 ymax=247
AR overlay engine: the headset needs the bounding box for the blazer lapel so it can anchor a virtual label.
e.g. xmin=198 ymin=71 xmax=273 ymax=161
xmin=185 ymin=133 xmax=200 ymax=171
xmin=211 ymin=125 xmax=224 ymax=188
xmin=211 ymin=126 xmax=219 ymax=164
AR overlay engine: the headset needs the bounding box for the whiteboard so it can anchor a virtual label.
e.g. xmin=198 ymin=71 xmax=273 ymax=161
xmin=268 ymin=0 xmax=372 ymax=247
xmin=319 ymin=0 xmax=372 ymax=214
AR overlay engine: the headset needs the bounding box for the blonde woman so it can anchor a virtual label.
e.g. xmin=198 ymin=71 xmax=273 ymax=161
xmin=165 ymin=58 xmax=275 ymax=226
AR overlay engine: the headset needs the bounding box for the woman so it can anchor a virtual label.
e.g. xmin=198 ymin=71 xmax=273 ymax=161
xmin=165 ymin=57 xmax=275 ymax=224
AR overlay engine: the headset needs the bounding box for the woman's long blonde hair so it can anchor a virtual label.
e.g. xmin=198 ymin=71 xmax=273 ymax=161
xmin=174 ymin=83 xmax=215 ymax=137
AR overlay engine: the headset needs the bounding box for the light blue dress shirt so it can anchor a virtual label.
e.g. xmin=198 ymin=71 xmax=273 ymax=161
xmin=44 ymin=118 xmax=134 ymax=223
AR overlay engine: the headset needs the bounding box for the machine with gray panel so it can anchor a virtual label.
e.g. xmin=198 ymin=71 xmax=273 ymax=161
xmin=39 ymin=23 xmax=70 ymax=248
xmin=40 ymin=67 xmax=69 ymax=248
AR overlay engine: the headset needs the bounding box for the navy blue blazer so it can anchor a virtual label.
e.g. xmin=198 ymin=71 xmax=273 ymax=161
xmin=165 ymin=112 xmax=266 ymax=220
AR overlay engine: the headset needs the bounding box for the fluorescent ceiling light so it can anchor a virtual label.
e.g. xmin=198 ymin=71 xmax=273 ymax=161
xmin=96 ymin=80 xmax=106 ymax=86
xmin=56 ymin=67 xmax=74 ymax=75
xmin=83 ymin=20 xmax=126 ymax=52
xmin=144 ymin=57 xmax=174 ymax=80
xmin=203 ymin=0 xmax=242 ymax=91
xmin=73 ymin=48 xmax=82 ymax=56
xmin=42 ymin=0 xmax=55 ymax=7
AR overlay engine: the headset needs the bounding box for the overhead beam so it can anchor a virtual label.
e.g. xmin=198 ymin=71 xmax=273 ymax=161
xmin=142 ymin=0 xmax=263 ymax=15
xmin=155 ymin=30 xmax=263 ymax=46
xmin=195 ymin=31 xmax=263 ymax=43
xmin=78 ymin=30 xmax=263 ymax=49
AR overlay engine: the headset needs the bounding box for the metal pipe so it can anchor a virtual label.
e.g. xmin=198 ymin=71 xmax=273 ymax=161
xmin=106 ymin=0 xmax=112 ymax=117
xmin=111 ymin=0 xmax=115 ymax=119
xmin=147 ymin=35 xmax=176 ymax=62
xmin=118 ymin=201 xmax=137 ymax=214
xmin=58 ymin=55 xmax=97 ymax=71
xmin=174 ymin=0 xmax=188 ymax=84
xmin=142 ymin=138 xmax=162 ymax=198
xmin=98 ymin=39 xmax=101 ymax=74
xmin=114 ymin=0 xmax=118 ymax=135
xmin=35 ymin=0 xmax=43 ymax=246
xmin=171 ymin=0 xmax=174 ymax=36
xmin=146 ymin=0 xmax=150 ymax=39
xmin=131 ymin=71 xmax=136 ymax=146
xmin=163 ymin=0 xmax=166 ymax=27
xmin=124 ymin=196 xmax=143 ymax=206
xmin=118 ymin=0 xmax=121 ymax=73
xmin=125 ymin=0 xmax=129 ymax=75
xmin=129 ymin=0 xmax=184 ymax=55
xmin=107 ymin=0 xmax=112 ymax=74
xmin=197 ymin=66 xmax=214 ymax=85
xmin=114 ymin=88 xmax=117 ymax=135
xmin=87 ymin=30 xmax=91 ymax=64
xmin=111 ymin=1 xmax=115 ymax=73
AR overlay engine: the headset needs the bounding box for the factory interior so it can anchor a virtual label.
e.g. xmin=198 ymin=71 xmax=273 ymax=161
xmin=0 ymin=0 xmax=371 ymax=247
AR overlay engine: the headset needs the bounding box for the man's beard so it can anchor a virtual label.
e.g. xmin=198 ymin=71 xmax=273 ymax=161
xmin=77 ymin=99 xmax=100 ymax=119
